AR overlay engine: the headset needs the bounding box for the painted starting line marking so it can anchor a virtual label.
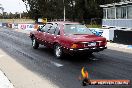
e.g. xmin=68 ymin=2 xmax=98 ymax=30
xmin=0 ymin=70 xmax=14 ymax=88
xmin=50 ymin=61 xmax=63 ymax=67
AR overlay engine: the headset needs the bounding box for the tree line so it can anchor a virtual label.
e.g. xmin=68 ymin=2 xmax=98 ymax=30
xmin=22 ymin=0 xmax=120 ymax=23
xmin=0 ymin=12 xmax=29 ymax=19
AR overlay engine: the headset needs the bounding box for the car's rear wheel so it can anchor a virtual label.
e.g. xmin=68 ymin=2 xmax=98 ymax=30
xmin=54 ymin=44 xmax=63 ymax=59
xmin=32 ymin=37 xmax=39 ymax=49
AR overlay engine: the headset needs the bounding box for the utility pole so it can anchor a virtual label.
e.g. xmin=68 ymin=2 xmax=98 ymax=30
xmin=20 ymin=13 xmax=22 ymax=19
xmin=19 ymin=1 xmax=22 ymax=19
xmin=63 ymin=0 xmax=66 ymax=21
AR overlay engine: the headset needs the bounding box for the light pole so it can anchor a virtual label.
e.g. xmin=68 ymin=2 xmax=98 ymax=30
xmin=19 ymin=1 xmax=22 ymax=19
xmin=63 ymin=0 xmax=66 ymax=21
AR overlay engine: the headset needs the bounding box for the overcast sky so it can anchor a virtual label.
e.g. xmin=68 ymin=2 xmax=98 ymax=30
xmin=0 ymin=0 xmax=27 ymax=13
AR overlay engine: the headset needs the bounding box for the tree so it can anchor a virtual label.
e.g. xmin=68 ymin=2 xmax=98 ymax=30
xmin=22 ymin=0 xmax=121 ymax=23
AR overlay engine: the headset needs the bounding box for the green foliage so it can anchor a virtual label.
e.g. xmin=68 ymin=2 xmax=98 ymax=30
xmin=22 ymin=0 xmax=120 ymax=22
xmin=86 ymin=24 xmax=102 ymax=28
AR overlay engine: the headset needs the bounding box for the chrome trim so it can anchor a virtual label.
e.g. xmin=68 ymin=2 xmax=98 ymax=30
xmin=92 ymin=48 xmax=96 ymax=49
xmin=84 ymin=48 xmax=90 ymax=50
xmin=81 ymin=42 xmax=89 ymax=44
xmin=96 ymin=41 xmax=103 ymax=42
xmin=99 ymin=47 xmax=104 ymax=49
xmin=78 ymin=49 xmax=84 ymax=51
xmin=70 ymin=49 xmax=74 ymax=51
xmin=69 ymin=47 xmax=106 ymax=51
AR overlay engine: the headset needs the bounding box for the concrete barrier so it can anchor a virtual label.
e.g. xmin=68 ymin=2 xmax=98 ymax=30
xmin=2 ymin=23 xmax=7 ymax=27
xmin=8 ymin=23 xmax=12 ymax=28
xmin=18 ymin=24 xmax=35 ymax=30
xmin=12 ymin=24 xmax=18 ymax=29
xmin=102 ymin=29 xmax=115 ymax=41
xmin=0 ymin=22 xmax=44 ymax=31
xmin=89 ymin=28 xmax=115 ymax=41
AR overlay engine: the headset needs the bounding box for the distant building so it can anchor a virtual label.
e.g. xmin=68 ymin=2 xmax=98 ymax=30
xmin=100 ymin=0 xmax=132 ymax=29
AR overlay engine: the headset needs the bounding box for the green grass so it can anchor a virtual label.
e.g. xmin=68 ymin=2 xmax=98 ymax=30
xmin=0 ymin=19 xmax=35 ymax=23
xmin=86 ymin=24 xmax=102 ymax=28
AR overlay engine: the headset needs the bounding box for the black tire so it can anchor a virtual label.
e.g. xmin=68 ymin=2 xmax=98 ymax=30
xmin=32 ymin=37 xmax=39 ymax=49
xmin=54 ymin=44 xmax=64 ymax=59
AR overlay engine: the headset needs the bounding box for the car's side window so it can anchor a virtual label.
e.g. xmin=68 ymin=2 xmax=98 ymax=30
xmin=54 ymin=27 xmax=60 ymax=35
xmin=40 ymin=26 xmax=45 ymax=32
xmin=43 ymin=24 xmax=52 ymax=33
xmin=48 ymin=26 xmax=56 ymax=34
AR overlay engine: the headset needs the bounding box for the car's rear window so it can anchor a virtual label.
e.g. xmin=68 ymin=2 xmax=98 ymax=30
xmin=64 ymin=24 xmax=93 ymax=35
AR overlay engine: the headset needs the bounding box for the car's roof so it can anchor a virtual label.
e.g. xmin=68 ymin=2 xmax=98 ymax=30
xmin=47 ymin=21 xmax=80 ymax=25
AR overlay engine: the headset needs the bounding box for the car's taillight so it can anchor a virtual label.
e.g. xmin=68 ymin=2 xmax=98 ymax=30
xmin=71 ymin=44 xmax=78 ymax=49
xmin=71 ymin=43 xmax=83 ymax=49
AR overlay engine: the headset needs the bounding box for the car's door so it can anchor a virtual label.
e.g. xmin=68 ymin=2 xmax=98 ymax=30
xmin=41 ymin=23 xmax=53 ymax=46
xmin=54 ymin=24 xmax=61 ymax=42
xmin=45 ymin=24 xmax=57 ymax=47
xmin=37 ymin=25 xmax=47 ymax=44
xmin=34 ymin=25 xmax=45 ymax=43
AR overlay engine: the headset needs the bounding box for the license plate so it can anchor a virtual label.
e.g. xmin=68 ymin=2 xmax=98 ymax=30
xmin=88 ymin=42 xmax=96 ymax=46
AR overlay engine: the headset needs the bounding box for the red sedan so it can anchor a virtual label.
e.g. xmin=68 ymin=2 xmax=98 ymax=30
xmin=30 ymin=22 xmax=107 ymax=58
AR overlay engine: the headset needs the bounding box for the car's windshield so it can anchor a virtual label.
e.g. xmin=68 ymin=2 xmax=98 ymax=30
xmin=64 ymin=24 xmax=93 ymax=35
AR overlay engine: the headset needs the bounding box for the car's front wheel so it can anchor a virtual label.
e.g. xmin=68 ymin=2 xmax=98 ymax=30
xmin=32 ymin=37 xmax=39 ymax=49
xmin=54 ymin=44 xmax=63 ymax=59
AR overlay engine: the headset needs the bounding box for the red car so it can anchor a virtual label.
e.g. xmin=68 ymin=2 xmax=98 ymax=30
xmin=30 ymin=22 xmax=107 ymax=58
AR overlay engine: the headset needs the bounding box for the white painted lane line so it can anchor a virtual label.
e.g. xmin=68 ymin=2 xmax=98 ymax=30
xmin=0 ymin=70 xmax=14 ymax=88
xmin=50 ymin=61 xmax=63 ymax=67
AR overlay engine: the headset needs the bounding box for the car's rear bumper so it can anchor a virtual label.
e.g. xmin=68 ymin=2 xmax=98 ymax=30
xmin=69 ymin=46 xmax=107 ymax=52
xmin=63 ymin=46 xmax=107 ymax=55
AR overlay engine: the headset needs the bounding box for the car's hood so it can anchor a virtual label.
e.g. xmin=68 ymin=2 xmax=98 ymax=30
xmin=67 ymin=34 xmax=106 ymax=42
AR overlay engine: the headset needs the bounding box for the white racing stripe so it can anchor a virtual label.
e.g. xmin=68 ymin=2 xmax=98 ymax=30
xmin=50 ymin=61 xmax=63 ymax=67
xmin=0 ymin=70 xmax=14 ymax=88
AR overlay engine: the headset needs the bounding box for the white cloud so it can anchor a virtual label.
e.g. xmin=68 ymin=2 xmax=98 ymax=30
xmin=0 ymin=0 xmax=27 ymax=13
